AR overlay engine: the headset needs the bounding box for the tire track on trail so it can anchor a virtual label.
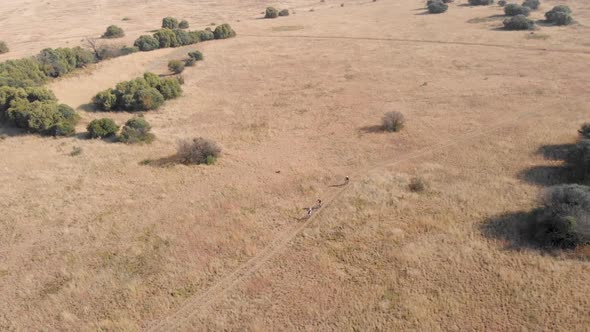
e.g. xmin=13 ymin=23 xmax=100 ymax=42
xmin=145 ymin=105 xmax=552 ymax=331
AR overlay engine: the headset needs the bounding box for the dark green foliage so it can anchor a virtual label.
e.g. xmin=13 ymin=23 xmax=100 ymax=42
xmin=153 ymin=29 xmax=180 ymax=48
xmin=279 ymin=9 xmax=290 ymax=16
xmin=468 ymin=0 xmax=494 ymax=5
xmin=0 ymin=58 xmax=48 ymax=88
xmin=213 ymin=24 xmax=236 ymax=39
xmin=0 ymin=41 xmax=8 ymax=54
xmin=93 ymin=73 xmax=179 ymax=112
xmin=134 ymin=35 xmax=160 ymax=51
xmin=177 ymin=137 xmax=221 ymax=165
xmin=174 ymin=29 xmax=192 ymax=46
xmin=428 ymin=1 xmax=448 ymax=13
xmin=119 ymin=117 xmax=154 ymax=144
xmin=197 ymin=30 xmax=215 ymax=41
xmin=120 ymin=46 xmax=140 ymax=56
xmin=522 ymin=0 xmax=539 ymax=10
xmin=498 ymin=0 xmax=506 ymax=6
xmin=503 ymin=14 xmax=535 ymax=30
xmin=382 ymin=111 xmax=405 ymax=132
xmin=179 ymin=20 xmax=189 ymax=29
xmin=188 ymin=31 xmax=202 ymax=44
xmin=102 ymin=25 xmax=125 ymax=38
xmin=185 ymin=58 xmax=196 ymax=67
xmin=545 ymin=6 xmax=573 ymax=25
xmin=265 ymin=7 xmax=279 ymax=18
xmin=505 ymin=4 xmax=531 ymax=16
xmin=168 ymin=60 xmax=185 ymax=74
xmin=570 ymin=140 xmax=590 ymax=183
xmin=162 ymin=17 xmax=179 ymax=29
xmin=36 ymin=47 xmax=96 ymax=78
xmin=579 ymin=123 xmax=590 ymax=139
xmin=529 ymin=184 xmax=590 ymax=248
xmin=87 ymin=118 xmax=118 ymax=138
xmin=188 ymin=50 xmax=203 ymax=61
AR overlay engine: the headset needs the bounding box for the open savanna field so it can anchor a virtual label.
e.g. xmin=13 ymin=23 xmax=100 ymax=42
xmin=1 ymin=0 xmax=590 ymax=330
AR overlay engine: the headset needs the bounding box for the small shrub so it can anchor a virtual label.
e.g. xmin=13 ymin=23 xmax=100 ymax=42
xmin=428 ymin=1 xmax=448 ymax=14
xmin=382 ymin=111 xmax=405 ymax=132
xmin=102 ymin=25 xmax=125 ymax=38
xmin=188 ymin=50 xmax=203 ymax=61
xmin=545 ymin=6 xmax=573 ymax=25
xmin=279 ymin=9 xmax=290 ymax=16
xmin=168 ymin=60 xmax=185 ymax=74
xmin=503 ymin=14 xmax=535 ymax=30
xmin=179 ymin=20 xmax=189 ymax=29
xmin=153 ymin=29 xmax=180 ymax=48
xmin=157 ymin=78 xmax=182 ymax=100
xmin=213 ymin=24 xmax=236 ymax=39
xmin=134 ymin=35 xmax=160 ymax=51
xmin=0 ymin=41 xmax=8 ymax=54
xmin=162 ymin=17 xmax=179 ymax=29
xmin=498 ymin=0 xmax=506 ymax=6
xmin=177 ymin=137 xmax=221 ymax=165
xmin=505 ymin=4 xmax=531 ymax=16
xmin=185 ymin=58 xmax=196 ymax=67
xmin=409 ymin=177 xmax=428 ymax=192
xmin=119 ymin=117 xmax=154 ymax=144
xmin=70 ymin=146 xmax=83 ymax=156
xmin=529 ymin=184 xmax=590 ymax=248
xmin=468 ymin=0 xmax=494 ymax=5
xmin=579 ymin=123 xmax=590 ymax=139
xmin=522 ymin=0 xmax=539 ymax=10
xmin=87 ymin=118 xmax=118 ymax=138
xmin=265 ymin=7 xmax=279 ymax=18
xmin=135 ymin=88 xmax=165 ymax=111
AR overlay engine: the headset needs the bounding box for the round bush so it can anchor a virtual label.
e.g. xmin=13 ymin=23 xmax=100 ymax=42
xmin=197 ymin=29 xmax=215 ymax=41
xmin=157 ymin=78 xmax=182 ymax=100
xmin=265 ymin=7 xmax=279 ymax=18
xmin=174 ymin=29 xmax=192 ymax=46
xmin=547 ymin=11 xmax=573 ymax=26
xmin=188 ymin=50 xmax=203 ymax=61
xmin=579 ymin=123 xmax=590 ymax=139
xmin=168 ymin=60 xmax=185 ymax=74
xmin=498 ymin=0 xmax=506 ymax=6
xmin=87 ymin=118 xmax=118 ymax=138
xmin=154 ymin=29 xmax=180 ymax=48
xmin=134 ymin=88 xmax=164 ymax=111
xmin=179 ymin=20 xmax=189 ymax=29
xmin=503 ymin=14 xmax=535 ymax=30
xmin=185 ymin=58 xmax=196 ymax=67
xmin=522 ymin=0 xmax=539 ymax=10
xmin=162 ymin=17 xmax=179 ymax=29
xmin=134 ymin=35 xmax=160 ymax=51
xmin=382 ymin=111 xmax=405 ymax=132
xmin=0 ymin=41 xmax=9 ymax=54
xmin=119 ymin=117 xmax=154 ymax=144
xmin=428 ymin=1 xmax=448 ymax=13
xmin=505 ymin=4 xmax=531 ymax=16
xmin=213 ymin=24 xmax=236 ymax=39
xmin=468 ymin=0 xmax=494 ymax=5
xmin=102 ymin=25 xmax=125 ymax=38
xmin=279 ymin=9 xmax=290 ymax=16
xmin=177 ymin=137 xmax=221 ymax=165
xmin=93 ymin=89 xmax=117 ymax=111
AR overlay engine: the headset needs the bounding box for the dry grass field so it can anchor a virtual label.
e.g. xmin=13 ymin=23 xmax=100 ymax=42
xmin=1 ymin=0 xmax=590 ymax=331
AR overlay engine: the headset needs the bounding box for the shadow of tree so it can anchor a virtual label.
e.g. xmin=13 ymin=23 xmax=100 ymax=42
xmin=517 ymin=165 xmax=572 ymax=186
xmin=140 ymin=155 xmax=182 ymax=168
xmin=358 ymin=125 xmax=385 ymax=134
xmin=480 ymin=211 xmax=533 ymax=250
xmin=536 ymin=143 xmax=575 ymax=161
xmin=0 ymin=124 xmax=25 ymax=137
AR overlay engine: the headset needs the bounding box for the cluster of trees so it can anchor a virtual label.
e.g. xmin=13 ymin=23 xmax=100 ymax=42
xmin=93 ymin=72 xmax=182 ymax=112
xmin=502 ymin=4 xmax=574 ymax=30
xmin=133 ymin=23 xmax=235 ymax=52
xmin=265 ymin=7 xmax=290 ymax=18
xmin=87 ymin=116 xmax=155 ymax=144
xmin=162 ymin=17 xmax=190 ymax=30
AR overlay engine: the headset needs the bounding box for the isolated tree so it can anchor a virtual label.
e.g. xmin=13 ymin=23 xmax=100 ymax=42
xmin=102 ymin=25 xmax=125 ymax=38
xmin=162 ymin=17 xmax=179 ymax=29
xmin=0 ymin=41 xmax=8 ymax=54
xmin=265 ymin=7 xmax=279 ymax=18
xmin=168 ymin=60 xmax=185 ymax=74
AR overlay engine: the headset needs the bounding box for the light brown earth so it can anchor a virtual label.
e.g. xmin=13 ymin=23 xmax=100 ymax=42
xmin=1 ymin=0 xmax=590 ymax=331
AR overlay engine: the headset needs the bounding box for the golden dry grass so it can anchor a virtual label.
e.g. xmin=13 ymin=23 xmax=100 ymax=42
xmin=1 ymin=0 xmax=590 ymax=331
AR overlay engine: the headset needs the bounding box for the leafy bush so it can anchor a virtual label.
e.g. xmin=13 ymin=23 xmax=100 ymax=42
xmin=529 ymin=184 xmax=590 ymax=248
xmin=173 ymin=29 xmax=192 ymax=46
xmin=120 ymin=46 xmax=140 ymax=55
xmin=102 ymin=25 xmax=125 ymax=38
xmin=545 ymin=6 xmax=573 ymax=25
xmin=188 ymin=50 xmax=203 ymax=61
xmin=382 ymin=111 xmax=405 ymax=132
xmin=522 ymin=0 xmax=539 ymax=10
xmin=279 ymin=9 xmax=290 ymax=16
xmin=185 ymin=58 xmax=196 ymax=67
xmin=162 ymin=17 xmax=179 ymax=29
xmin=428 ymin=1 xmax=448 ymax=13
xmin=87 ymin=118 xmax=118 ymax=138
xmin=468 ymin=0 xmax=494 ymax=5
xmin=505 ymin=4 xmax=531 ymax=16
xmin=36 ymin=47 xmax=96 ymax=77
xmin=179 ymin=20 xmax=189 ymax=29
xmin=153 ymin=29 xmax=180 ymax=48
xmin=498 ymin=0 xmax=506 ymax=6
xmin=503 ymin=14 xmax=535 ymax=30
xmin=93 ymin=73 xmax=180 ymax=112
xmin=134 ymin=35 xmax=160 ymax=51
xmin=0 ymin=41 xmax=8 ymax=54
xmin=579 ymin=123 xmax=590 ymax=139
xmin=213 ymin=24 xmax=236 ymax=39
xmin=409 ymin=177 xmax=428 ymax=192
xmin=196 ymin=29 xmax=215 ymax=41
xmin=0 ymin=58 xmax=47 ymax=88
xmin=265 ymin=7 xmax=279 ymax=18
xmin=119 ymin=117 xmax=154 ymax=144
xmin=168 ymin=60 xmax=185 ymax=74
xmin=177 ymin=137 xmax=221 ymax=165
xmin=5 ymin=99 xmax=78 ymax=136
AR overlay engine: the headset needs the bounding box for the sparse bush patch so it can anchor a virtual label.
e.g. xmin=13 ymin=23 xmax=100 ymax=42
xmin=87 ymin=118 xmax=118 ymax=138
xmin=505 ymin=4 xmax=531 ymax=16
xmin=119 ymin=117 xmax=154 ymax=144
xmin=162 ymin=17 xmax=179 ymax=29
xmin=168 ymin=60 xmax=185 ymax=74
xmin=409 ymin=177 xmax=428 ymax=192
xmin=503 ymin=14 xmax=535 ymax=30
xmin=177 ymin=137 xmax=221 ymax=165
xmin=382 ymin=111 xmax=405 ymax=132
xmin=102 ymin=25 xmax=125 ymax=39
xmin=213 ymin=24 xmax=236 ymax=39
xmin=185 ymin=58 xmax=196 ymax=67
xmin=188 ymin=50 xmax=203 ymax=61
xmin=265 ymin=7 xmax=279 ymax=18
